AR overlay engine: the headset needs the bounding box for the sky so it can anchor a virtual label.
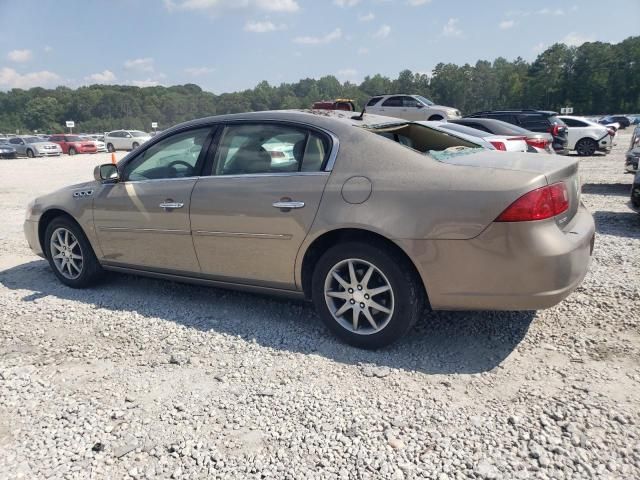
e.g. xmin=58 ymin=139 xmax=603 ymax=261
xmin=0 ymin=0 xmax=639 ymax=94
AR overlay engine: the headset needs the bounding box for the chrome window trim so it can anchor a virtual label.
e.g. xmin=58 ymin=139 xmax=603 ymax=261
xmin=118 ymin=171 xmax=329 ymax=185
xmin=193 ymin=231 xmax=292 ymax=240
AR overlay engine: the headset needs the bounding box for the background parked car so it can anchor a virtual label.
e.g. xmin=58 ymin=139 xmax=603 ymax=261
xmin=48 ymin=134 xmax=98 ymax=155
xmin=427 ymin=121 xmax=528 ymax=152
xmin=465 ymin=109 xmax=569 ymax=154
xmin=557 ymin=115 xmax=613 ymax=156
xmin=80 ymin=135 xmax=107 ymax=153
xmin=0 ymin=141 xmax=18 ymax=159
xmin=625 ymin=125 xmax=640 ymax=173
xmin=6 ymin=136 xmax=62 ymax=157
xmin=366 ymin=94 xmax=461 ymax=121
xmin=599 ymin=115 xmax=631 ymax=129
xmin=450 ymin=118 xmax=554 ymax=153
xmin=104 ymin=130 xmax=151 ymax=152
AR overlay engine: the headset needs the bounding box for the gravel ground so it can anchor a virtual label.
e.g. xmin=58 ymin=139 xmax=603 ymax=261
xmin=0 ymin=136 xmax=639 ymax=480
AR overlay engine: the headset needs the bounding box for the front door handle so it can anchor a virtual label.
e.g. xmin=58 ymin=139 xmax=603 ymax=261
xmin=159 ymin=201 xmax=184 ymax=210
xmin=272 ymin=200 xmax=305 ymax=212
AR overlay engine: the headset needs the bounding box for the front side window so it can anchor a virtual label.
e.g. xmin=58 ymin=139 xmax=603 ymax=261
xmin=382 ymin=96 xmax=403 ymax=107
xmin=123 ymin=127 xmax=211 ymax=181
xmin=367 ymin=97 xmax=383 ymax=107
xmin=9 ymin=138 xmax=21 ymax=144
xmin=403 ymin=96 xmax=420 ymax=108
xmin=213 ymin=124 xmax=329 ymax=175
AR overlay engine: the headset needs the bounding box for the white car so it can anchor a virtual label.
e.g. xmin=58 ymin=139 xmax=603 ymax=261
xmin=558 ymin=116 xmax=614 ymax=156
xmin=104 ymin=130 xmax=151 ymax=152
xmin=80 ymin=136 xmax=107 ymax=153
xmin=428 ymin=121 xmax=529 ymax=153
xmin=366 ymin=94 xmax=461 ymax=121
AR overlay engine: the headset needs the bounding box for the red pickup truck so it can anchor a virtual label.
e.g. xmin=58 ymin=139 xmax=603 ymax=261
xmin=312 ymin=99 xmax=356 ymax=111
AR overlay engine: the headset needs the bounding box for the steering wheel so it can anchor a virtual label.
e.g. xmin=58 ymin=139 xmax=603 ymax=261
xmin=167 ymin=160 xmax=194 ymax=177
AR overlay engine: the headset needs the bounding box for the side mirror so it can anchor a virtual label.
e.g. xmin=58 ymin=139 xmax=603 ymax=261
xmin=416 ymin=104 xmax=424 ymax=109
xmin=94 ymin=163 xmax=119 ymax=183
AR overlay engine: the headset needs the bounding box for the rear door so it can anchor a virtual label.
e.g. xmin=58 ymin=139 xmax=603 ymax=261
xmin=190 ymin=122 xmax=334 ymax=289
xmin=377 ymin=96 xmax=407 ymax=119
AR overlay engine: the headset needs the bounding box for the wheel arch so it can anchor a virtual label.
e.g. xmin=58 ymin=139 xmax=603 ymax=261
xmin=38 ymin=208 xmax=81 ymax=259
xmin=298 ymin=227 xmax=428 ymax=304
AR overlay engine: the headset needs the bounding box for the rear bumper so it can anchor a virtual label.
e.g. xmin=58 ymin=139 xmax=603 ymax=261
xmin=400 ymin=204 xmax=595 ymax=310
xmin=24 ymin=219 xmax=45 ymax=257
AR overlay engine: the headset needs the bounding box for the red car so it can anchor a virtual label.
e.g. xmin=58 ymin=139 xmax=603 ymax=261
xmin=48 ymin=134 xmax=97 ymax=155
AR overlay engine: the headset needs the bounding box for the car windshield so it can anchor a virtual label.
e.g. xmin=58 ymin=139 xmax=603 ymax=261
xmin=415 ymin=95 xmax=434 ymax=106
xmin=66 ymin=136 xmax=83 ymax=142
xmin=130 ymin=131 xmax=148 ymax=137
xmin=24 ymin=137 xmax=41 ymax=143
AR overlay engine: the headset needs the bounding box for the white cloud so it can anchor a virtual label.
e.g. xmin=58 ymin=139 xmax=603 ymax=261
xmin=184 ymin=66 xmax=215 ymax=76
xmin=7 ymin=49 xmax=32 ymax=63
xmin=130 ymin=79 xmax=161 ymax=87
xmin=442 ymin=18 xmax=462 ymax=37
xmin=538 ymin=8 xmax=564 ymax=16
xmin=0 ymin=67 xmax=60 ymax=89
xmin=499 ymin=20 xmax=514 ymax=30
xmin=244 ymin=20 xmax=285 ymax=32
xmin=532 ymin=42 xmax=546 ymax=54
xmin=407 ymin=0 xmax=431 ymax=5
xmin=562 ymin=32 xmax=594 ymax=47
xmin=336 ymin=68 xmax=358 ymax=81
xmin=293 ymin=28 xmax=342 ymax=45
xmin=334 ymin=0 xmax=360 ymax=6
xmin=85 ymin=70 xmax=117 ymax=83
xmin=358 ymin=12 xmax=374 ymax=22
xmin=165 ymin=0 xmax=299 ymax=13
xmin=373 ymin=24 xmax=391 ymax=38
xmin=44 ymin=45 xmax=53 ymax=53
xmin=124 ymin=58 xmax=155 ymax=72
xmin=357 ymin=47 xmax=369 ymax=55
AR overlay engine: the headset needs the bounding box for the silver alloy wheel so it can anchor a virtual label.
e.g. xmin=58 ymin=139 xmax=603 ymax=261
xmin=50 ymin=227 xmax=83 ymax=280
xmin=324 ymin=258 xmax=395 ymax=335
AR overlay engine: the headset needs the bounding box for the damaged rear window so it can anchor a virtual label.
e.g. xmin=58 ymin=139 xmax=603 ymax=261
xmin=359 ymin=121 xmax=485 ymax=158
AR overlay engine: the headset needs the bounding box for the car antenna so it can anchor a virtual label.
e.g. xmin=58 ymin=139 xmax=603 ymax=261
xmin=351 ymin=106 xmax=366 ymax=121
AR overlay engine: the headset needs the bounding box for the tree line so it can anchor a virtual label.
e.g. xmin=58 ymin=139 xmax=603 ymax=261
xmin=1 ymin=36 xmax=638 ymax=134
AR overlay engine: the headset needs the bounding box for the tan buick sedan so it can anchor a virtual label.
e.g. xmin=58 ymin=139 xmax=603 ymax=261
xmin=24 ymin=111 xmax=595 ymax=348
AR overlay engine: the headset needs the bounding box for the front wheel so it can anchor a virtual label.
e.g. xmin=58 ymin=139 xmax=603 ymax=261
xmin=44 ymin=217 xmax=104 ymax=288
xmin=575 ymin=138 xmax=597 ymax=156
xmin=68 ymin=147 xmax=76 ymax=156
xmin=107 ymin=143 xmax=115 ymax=152
xmin=312 ymin=242 xmax=424 ymax=349
xmin=131 ymin=142 xmax=139 ymax=150
xmin=26 ymin=149 xmax=35 ymax=158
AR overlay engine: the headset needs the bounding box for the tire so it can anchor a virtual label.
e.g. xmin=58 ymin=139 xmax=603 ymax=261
xmin=131 ymin=142 xmax=139 ymax=150
xmin=26 ymin=149 xmax=34 ymax=158
xmin=68 ymin=147 xmax=76 ymax=156
xmin=107 ymin=143 xmax=115 ymax=153
xmin=311 ymin=242 xmax=425 ymax=349
xmin=44 ymin=217 xmax=104 ymax=288
xmin=575 ymin=138 xmax=597 ymax=156
xmin=428 ymin=114 xmax=444 ymax=121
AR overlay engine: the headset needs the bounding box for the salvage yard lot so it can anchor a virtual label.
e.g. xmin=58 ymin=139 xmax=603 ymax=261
xmin=1 ymin=137 xmax=639 ymax=479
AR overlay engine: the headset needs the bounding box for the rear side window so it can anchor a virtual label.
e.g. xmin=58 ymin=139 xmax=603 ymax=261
xmin=402 ymin=96 xmax=420 ymax=108
xmin=518 ymin=115 xmax=549 ymax=132
xmin=382 ymin=96 xmax=403 ymax=107
xmin=213 ymin=123 xmax=329 ymax=175
xmin=562 ymin=118 xmax=587 ymax=128
xmin=487 ymin=113 xmax=517 ymax=124
xmin=366 ymin=97 xmax=383 ymax=107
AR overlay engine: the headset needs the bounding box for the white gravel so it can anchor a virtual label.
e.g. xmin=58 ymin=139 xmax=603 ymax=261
xmin=0 ymin=137 xmax=639 ymax=480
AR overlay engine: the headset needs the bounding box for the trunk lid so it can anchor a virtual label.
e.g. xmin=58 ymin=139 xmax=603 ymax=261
xmin=436 ymin=150 xmax=581 ymax=227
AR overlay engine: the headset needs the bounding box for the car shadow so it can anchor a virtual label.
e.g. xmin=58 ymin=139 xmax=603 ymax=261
xmin=0 ymin=260 xmax=535 ymax=376
xmin=593 ymin=210 xmax=640 ymax=238
xmin=582 ymin=183 xmax=631 ymax=197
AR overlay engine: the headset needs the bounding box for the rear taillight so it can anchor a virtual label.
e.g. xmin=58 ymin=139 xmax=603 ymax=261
xmin=490 ymin=140 xmax=506 ymax=151
xmin=269 ymin=151 xmax=285 ymax=159
xmin=549 ymin=125 xmax=560 ymax=137
xmin=607 ymin=128 xmax=615 ymax=137
xmin=496 ymin=182 xmax=569 ymax=222
xmin=526 ymin=138 xmax=548 ymax=149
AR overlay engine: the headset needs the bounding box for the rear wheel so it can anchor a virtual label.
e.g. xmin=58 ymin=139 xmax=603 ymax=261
xmin=26 ymin=149 xmax=34 ymax=158
xmin=428 ymin=114 xmax=444 ymax=121
xmin=68 ymin=147 xmax=76 ymax=156
xmin=575 ymin=138 xmax=597 ymax=156
xmin=107 ymin=143 xmax=115 ymax=152
xmin=131 ymin=142 xmax=139 ymax=150
xmin=44 ymin=217 xmax=103 ymax=288
xmin=312 ymin=242 xmax=424 ymax=349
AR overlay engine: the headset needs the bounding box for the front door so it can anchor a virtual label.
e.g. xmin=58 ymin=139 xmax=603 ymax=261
xmin=190 ymin=122 xmax=333 ymax=289
xmin=93 ymin=126 xmax=214 ymax=272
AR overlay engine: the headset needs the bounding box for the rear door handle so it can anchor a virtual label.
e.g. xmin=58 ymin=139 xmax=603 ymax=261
xmin=272 ymin=201 xmax=305 ymax=211
xmin=159 ymin=202 xmax=184 ymax=210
